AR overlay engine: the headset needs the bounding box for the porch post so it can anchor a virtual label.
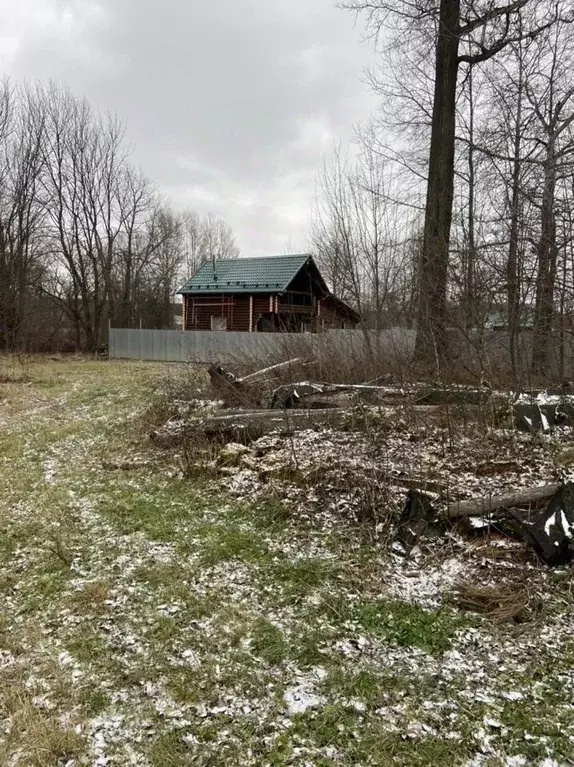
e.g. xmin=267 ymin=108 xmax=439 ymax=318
xmin=249 ymin=295 xmax=254 ymax=331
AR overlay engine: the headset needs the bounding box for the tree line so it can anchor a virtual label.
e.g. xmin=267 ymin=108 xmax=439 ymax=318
xmin=0 ymin=81 xmax=239 ymax=352
xmin=314 ymin=0 xmax=574 ymax=380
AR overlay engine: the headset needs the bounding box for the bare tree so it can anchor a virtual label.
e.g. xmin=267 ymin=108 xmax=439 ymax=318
xmin=179 ymin=210 xmax=239 ymax=278
xmin=35 ymin=84 xmax=125 ymax=349
xmin=201 ymin=213 xmax=240 ymax=262
xmin=312 ymin=146 xmax=409 ymax=329
xmin=0 ymin=81 xmax=47 ymax=350
xmin=342 ymin=0 xmax=562 ymax=372
xmin=0 ymin=80 xmax=241 ymax=350
xmin=526 ymin=21 xmax=574 ymax=374
xmin=113 ymin=167 xmax=160 ymax=328
xmin=481 ymin=29 xmax=539 ymax=381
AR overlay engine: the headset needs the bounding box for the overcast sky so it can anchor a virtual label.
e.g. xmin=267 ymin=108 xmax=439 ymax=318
xmin=0 ymin=0 xmax=377 ymax=255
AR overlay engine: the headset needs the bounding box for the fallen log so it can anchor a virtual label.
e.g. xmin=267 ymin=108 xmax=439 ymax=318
xmin=198 ymin=407 xmax=351 ymax=434
xmin=152 ymin=403 xmax=447 ymax=447
xmin=268 ymin=381 xmax=410 ymax=409
xmin=445 ymin=483 xmax=561 ymax=519
xmin=207 ymin=364 xmax=257 ymax=407
xmin=151 ymin=408 xmax=358 ymax=446
xmin=297 ymin=381 xmax=405 ymax=393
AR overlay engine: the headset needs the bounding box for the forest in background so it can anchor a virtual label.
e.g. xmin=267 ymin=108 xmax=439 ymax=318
xmin=0 ymin=81 xmax=239 ymax=352
xmin=313 ymin=0 xmax=574 ymax=379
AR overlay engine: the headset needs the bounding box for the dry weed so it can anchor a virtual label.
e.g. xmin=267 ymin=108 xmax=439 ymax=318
xmin=0 ymin=680 xmax=84 ymax=766
xmin=68 ymin=580 xmax=111 ymax=612
xmin=451 ymin=580 xmax=537 ymax=623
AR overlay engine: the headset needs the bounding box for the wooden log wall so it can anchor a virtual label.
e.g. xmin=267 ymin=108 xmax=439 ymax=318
xmin=184 ymin=295 xmax=251 ymax=331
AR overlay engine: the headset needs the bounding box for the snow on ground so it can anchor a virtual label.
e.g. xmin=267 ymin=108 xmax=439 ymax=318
xmin=0 ymin=360 xmax=574 ymax=765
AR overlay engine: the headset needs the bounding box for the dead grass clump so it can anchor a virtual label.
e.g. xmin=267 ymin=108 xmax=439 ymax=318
xmin=0 ymin=682 xmax=85 ymax=766
xmin=68 ymin=580 xmax=110 ymax=612
xmin=0 ymin=372 xmax=32 ymax=384
xmin=466 ymin=539 xmax=529 ymax=563
xmin=139 ymin=397 xmax=180 ymax=434
xmin=451 ymin=580 xmax=536 ymax=623
xmin=180 ymin=433 xmax=222 ymax=478
xmin=140 ymin=364 xmax=211 ymax=434
xmin=160 ymin=364 xmax=209 ymax=400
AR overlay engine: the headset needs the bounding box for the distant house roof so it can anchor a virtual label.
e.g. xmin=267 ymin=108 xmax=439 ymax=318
xmin=484 ymin=308 xmax=534 ymax=330
xmin=178 ymin=254 xmax=322 ymax=295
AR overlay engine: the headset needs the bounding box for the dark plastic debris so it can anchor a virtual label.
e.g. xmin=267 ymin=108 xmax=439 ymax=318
xmin=512 ymin=483 xmax=574 ymax=566
xmin=270 ymin=383 xmax=325 ymax=409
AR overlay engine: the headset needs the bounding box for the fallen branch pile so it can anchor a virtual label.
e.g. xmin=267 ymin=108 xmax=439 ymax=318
xmin=150 ymin=359 xmax=574 ymax=569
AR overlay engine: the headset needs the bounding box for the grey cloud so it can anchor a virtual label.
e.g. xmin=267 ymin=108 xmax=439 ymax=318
xmin=7 ymin=0 xmax=376 ymax=253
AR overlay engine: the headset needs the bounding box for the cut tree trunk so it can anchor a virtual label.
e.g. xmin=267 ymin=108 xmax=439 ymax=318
xmin=531 ymin=145 xmax=558 ymax=377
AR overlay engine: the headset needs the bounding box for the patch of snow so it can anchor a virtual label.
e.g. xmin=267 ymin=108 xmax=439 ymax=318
xmin=43 ymin=457 xmax=56 ymax=483
xmin=387 ymin=557 xmax=466 ymax=608
xmin=283 ymin=667 xmax=327 ymax=715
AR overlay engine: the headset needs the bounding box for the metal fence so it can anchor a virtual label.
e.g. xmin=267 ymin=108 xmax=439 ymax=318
xmin=108 ymin=328 xmax=415 ymax=365
xmin=109 ymin=326 xmax=574 ymax=377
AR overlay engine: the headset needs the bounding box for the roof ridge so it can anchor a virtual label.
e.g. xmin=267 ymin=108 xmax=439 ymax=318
xmin=210 ymin=253 xmax=310 ymax=263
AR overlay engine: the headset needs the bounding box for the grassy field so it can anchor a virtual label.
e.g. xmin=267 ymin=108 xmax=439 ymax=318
xmin=0 ymin=358 xmax=573 ymax=766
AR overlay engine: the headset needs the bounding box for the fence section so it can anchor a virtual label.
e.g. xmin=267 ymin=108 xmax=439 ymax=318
xmin=109 ymin=327 xmax=574 ymax=378
xmin=108 ymin=328 xmax=415 ymax=365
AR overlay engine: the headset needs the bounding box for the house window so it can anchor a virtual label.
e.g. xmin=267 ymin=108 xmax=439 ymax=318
xmin=211 ymin=315 xmax=227 ymax=331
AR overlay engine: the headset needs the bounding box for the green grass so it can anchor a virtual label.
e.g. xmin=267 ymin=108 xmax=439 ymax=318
xmin=267 ymin=557 xmax=335 ymax=601
xmin=65 ymin=629 xmax=111 ymax=666
xmin=149 ymin=731 xmax=195 ymax=767
xmin=314 ymin=594 xmax=468 ymax=656
xmin=78 ymin=687 xmax=111 ymax=716
xmin=250 ymin=617 xmax=287 ymax=665
xmin=199 ymin=525 xmax=270 ymax=566
xmin=321 ymin=667 xmax=387 ymax=706
xmin=353 ymin=598 xmax=467 ymax=655
xmin=17 ymin=568 xmax=70 ymax=613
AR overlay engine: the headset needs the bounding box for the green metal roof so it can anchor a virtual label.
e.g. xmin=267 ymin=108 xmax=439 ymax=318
xmin=178 ymin=254 xmax=315 ymax=295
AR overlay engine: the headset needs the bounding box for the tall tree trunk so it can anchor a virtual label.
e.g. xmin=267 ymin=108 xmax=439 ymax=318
xmin=465 ymin=67 xmax=476 ymax=331
xmin=507 ymin=113 xmax=523 ymax=385
xmin=413 ymin=0 xmax=460 ymax=371
xmin=531 ymin=145 xmax=557 ymax=376
xmin=506 ymin=30 xmax=526 ymax=386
